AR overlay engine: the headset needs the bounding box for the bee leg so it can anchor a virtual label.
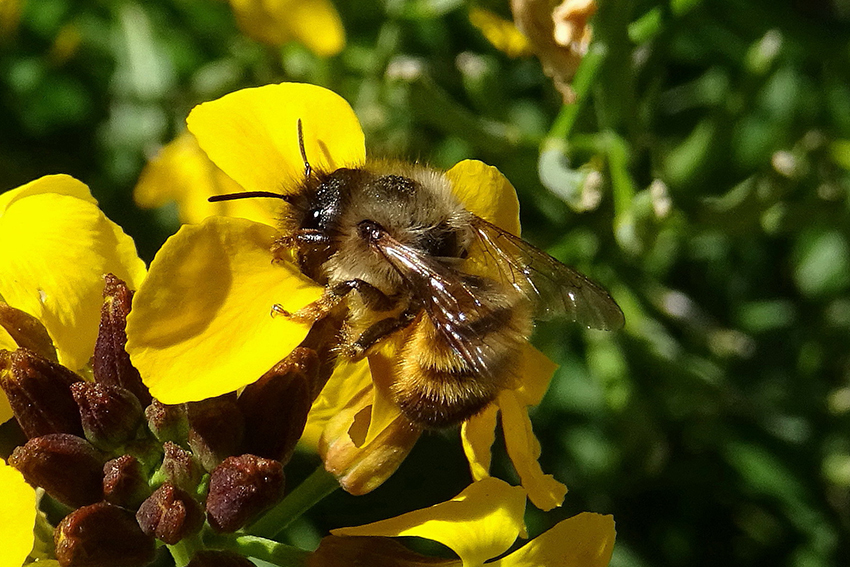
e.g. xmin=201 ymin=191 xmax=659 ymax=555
xmin=272 ymin=289 xmax=344 ymax=323
xmin=343 ymin=310 xmax=417 ymax=360
xmin=332 ymin=279 xmax=398 ymax=312
xmin=272 ymin=230 xmax=331 ymax=262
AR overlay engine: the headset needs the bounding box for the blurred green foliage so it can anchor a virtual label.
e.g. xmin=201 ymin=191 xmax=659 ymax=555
xmin=2 ymin=0 xmax=850 ymax=566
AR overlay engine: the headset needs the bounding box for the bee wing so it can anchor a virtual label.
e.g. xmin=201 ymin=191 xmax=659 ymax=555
xmin=375 ymin=234 xmax=501 ymax=377
xmin=470 ymin=216 xmax=625 ymax=331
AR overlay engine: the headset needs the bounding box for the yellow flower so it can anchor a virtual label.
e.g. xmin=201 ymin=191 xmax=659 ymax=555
xmin=312 ymin=477 xmax=616 ymax=567
xmin=0 ymin=175 xmax=146 ymax=422
xmin=0 ymin=457 xmax=38 ymax=566
xmin=134 ymin=132 xmax=280 ymax=226
xmin=469 ymin=7 xmax=532 ymax=58
xmin=125 ymin=83 xmax=566 ymax=504
xmin=227 ymin=0 xmax=345 ymax=56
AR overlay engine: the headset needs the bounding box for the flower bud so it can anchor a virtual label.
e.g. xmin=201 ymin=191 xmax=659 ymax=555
xmin=187 ymin=394 xmax=244 ymax=472
xmin=55 ymin=501 xmax=155 ymax=567
xmin=0 ymin=348 xmax=83 ymax=438
xmin=9 ymin=433 xmax=104 ymax=508
xmin=238 ymin=347 xmax=317 ymax=464
xmin=92 ymin=274 xmax=151 ymax=406
xmin=103 ymin=454 xmax=151 ymax=509
xmin=157 ymin=441 xmax=204 ymax=494
xmin=136 ymin=482 xmax=205 ymax=544
xmin=206 ymin=454 xmax=284 ymax=533
xmin=188 ymin=551 xmax=255 ymax=567
xmin=320 ymin=396 xmax=421 ymax=496
xmin=145 ymin=399 xmax=188 ymax=444
xmin=70 ymin=382 xmax=143 ymax=451
xmin=0 ymin=302 xmax=58 ymax=362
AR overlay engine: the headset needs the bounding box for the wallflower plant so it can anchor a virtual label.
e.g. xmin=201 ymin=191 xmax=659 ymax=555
xmin=127 ymin=82 xmax=572 ymax=510
xmin=0 ymin=84 xmax=617 ymax=567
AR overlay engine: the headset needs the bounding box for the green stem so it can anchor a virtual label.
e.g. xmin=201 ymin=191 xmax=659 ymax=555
xmin=205 ymin=533 xmax=311 ymax=567
xmin=547 ymin=43 xmax=608 ymax=143
xmin=247 ymin=465 xmax=340 ymax=540
xmin=168 ymin=534 xmax=203 ymax=567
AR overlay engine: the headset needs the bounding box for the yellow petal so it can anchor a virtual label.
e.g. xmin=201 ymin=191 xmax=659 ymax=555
xmin=514 ymin=346 xmax=559 ymax=407
xmin=461 ymin=404 xmax=498 ymax=481
xmin=0 ymin=176 xmax=146 ymax=370
xmin=333 ymin=477 xmax=526 ymax=567
xmin=0 ymin=457 xmax=37 ymax=566
xmin=468 ymin=7 xmax=532 ymax=58
xmin=0 ymin=173 xmax=95 ymax=211
xmin=364 ymin=347 xmax=404 ymax=446
xmin=283 ymin=0 xmax=346 ymax=57
xmin=229 ymin=0 xmax=345 ymax=56
xmin=302 ymin=358 xmax=373 ymax=450
xmin=135 ymin=132 xmax=281 ymax=227
xmin=492 ymin=513 xmax=616 ymax=567
xmin=498 ymin=391 xmax=567 ymax=511
xmin=446 ymin=160 xmax=521 ymax=236
xmin=187 ymin=83 xmax=365 ymax=199
xmin=126 ymin=216 xmax=323 ymax=403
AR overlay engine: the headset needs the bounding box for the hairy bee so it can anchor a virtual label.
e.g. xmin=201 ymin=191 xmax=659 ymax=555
xmin=211 ymin=121 xmax=624 ymax=428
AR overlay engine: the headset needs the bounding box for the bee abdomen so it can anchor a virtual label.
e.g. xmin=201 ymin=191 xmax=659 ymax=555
xmin=394 ymin=307 xmax=529 ymax=428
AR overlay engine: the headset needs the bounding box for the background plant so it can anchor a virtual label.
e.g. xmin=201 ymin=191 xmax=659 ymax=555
xmin=2 ymin=0 xmax=849 ymax=566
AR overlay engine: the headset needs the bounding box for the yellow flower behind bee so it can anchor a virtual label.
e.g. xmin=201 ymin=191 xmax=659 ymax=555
xmin=227 ymin=0 xmax=345 ymax=56
xmin=468 ymin=7 xmax=532 ymax=58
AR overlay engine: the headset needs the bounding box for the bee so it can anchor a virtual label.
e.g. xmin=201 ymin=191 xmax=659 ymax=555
xmin=210 ymin=121 xmax=624 ymax=428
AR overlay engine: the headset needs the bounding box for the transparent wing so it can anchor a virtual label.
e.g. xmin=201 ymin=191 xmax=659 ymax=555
xmin=469 ymin=216 xmax=625 ymax=331
xmin=374 ymin=232 xmax=502 ymax=377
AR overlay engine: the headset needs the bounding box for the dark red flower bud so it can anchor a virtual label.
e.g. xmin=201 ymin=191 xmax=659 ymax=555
xmin=92 ymin=274 xmax=151 ymax=406
xmin=206 ymin=454 xmax=284 ymax=533
xmin=9 ymin=433 xmax=104 ymax=508
xmin=238 ymin=347 xmax=318 ymax=464
xmin=71 ymin=382 xmax=143 ymax=451
xmin=136 ymin=482 xmax=205 ymax=545
xmin=145 ymin=399 xmax=188 ymax=444
xmin=54 ymin=502 xmax=155 ymax=567
xmin=0 ymin=302 xmax=58 ymax=362
xmin=187 ymin=394 xmax=244 ymax=472
xmin=158 ymin=441 xmax=203 ymax=494
xmin=187 ymin=551 xmax=255 ymax=567
xmin=0 ymin=348 xmax=83 ymax=438
xmin=103 ymin=455 xmax=151 ymax=509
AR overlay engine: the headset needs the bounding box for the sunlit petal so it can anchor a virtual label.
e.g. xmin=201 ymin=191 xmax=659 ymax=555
xmin=0 ymin=457 xmax=37 ymax=566
xmin=446 ymin=160 xmax=521 ymax=236
xmin=135 ymin=132 xmax=281 ymax=226
xmin=302 ymin=358 xmax=372 ymax=450
xmin=491 ymin=513 xmax=616 ymax=567
xmin=364 ymin=346 xmax=405 ymax=445
xmin=126 ymin=216 xmax=323 ymax=403
xmin=187 ymin=83 xmax=365 ymax=199
xmin=0 ymin=173 xmax=95 ymax=211
xmin=498 ymin=391 xmax=567 ymax=511
xmin=461 ymin=404 xmax=498 ymax=481
xmin=0 ymin=176 xmax=146 ymax=370
xmin=333 ymin=477 xmax=526 ymax=567
xmin=514 ymin=346 xmax=558 ymax=406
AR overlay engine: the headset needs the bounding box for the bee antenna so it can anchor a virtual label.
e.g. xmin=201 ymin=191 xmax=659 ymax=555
xmin=297 ymin=118 xmax=312 ymax=180
xmin=208 ymin=191 xmax=293 ymax=203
